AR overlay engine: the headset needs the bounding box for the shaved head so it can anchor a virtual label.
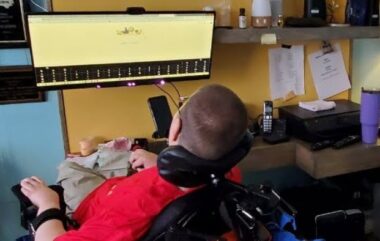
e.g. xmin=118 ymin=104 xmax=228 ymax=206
xmin=178 ymin=84 xmax=248 ymax=160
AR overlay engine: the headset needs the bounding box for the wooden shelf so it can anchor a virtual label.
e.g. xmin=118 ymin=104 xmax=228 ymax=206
xmin=296 ymin=139 xmax=380 ymax=179
xmin=238 ymin=137 xmax=295 ymax=172
xmin=238 ymin=137 xmax=380 ymax=179
xmin=214 ymin=26 xmax=380 ymax=44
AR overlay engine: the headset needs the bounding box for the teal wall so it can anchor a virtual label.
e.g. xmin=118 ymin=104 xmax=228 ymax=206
xmin=352 ymin=39 xmax=380 ymax=103
xmin=0 ymin=0 xmax=63 ymax=239
xmin=0 ymin=51 xmax=65 ymax=240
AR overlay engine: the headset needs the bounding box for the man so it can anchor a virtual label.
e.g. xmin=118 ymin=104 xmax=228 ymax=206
xmin=20 ymin=84 xmax=248 ymax=241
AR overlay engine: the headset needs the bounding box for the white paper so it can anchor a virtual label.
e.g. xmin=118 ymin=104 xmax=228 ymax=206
xmin=268 ymin=45 xmax=305 ymax=100
xmin=299 ymin=100 xmax=336 ymax=112
xmin=308 ymin=44 xmax=351 ymax=100
xmin=293 ymin=46 xmax=305 ymax=95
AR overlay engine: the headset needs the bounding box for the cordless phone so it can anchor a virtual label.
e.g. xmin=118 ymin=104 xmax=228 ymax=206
xmin=262 ymin=101 xmax=273 ymax=134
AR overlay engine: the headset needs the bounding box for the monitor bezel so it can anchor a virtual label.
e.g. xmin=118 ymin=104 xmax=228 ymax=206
xmin=26 ymin=11 xmax=215 ymax=90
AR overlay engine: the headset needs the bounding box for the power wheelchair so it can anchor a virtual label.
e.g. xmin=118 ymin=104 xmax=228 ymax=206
xmin=12 ymin=131 xmax=364 ymax=241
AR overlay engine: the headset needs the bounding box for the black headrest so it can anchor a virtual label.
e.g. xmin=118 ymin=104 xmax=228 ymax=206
xmin=157 ymin=131 xmax=253 ymax=187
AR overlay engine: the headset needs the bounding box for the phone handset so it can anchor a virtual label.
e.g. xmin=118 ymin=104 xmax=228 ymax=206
xmin=262 ymin=100 xmax=273 ymax=134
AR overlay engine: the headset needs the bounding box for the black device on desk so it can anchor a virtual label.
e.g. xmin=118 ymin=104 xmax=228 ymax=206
xmin=262 ymin=119 xmax=290 ymax=144
xmin=279 ymin=100 xmax=361 ymax=143
xmin=261 ymin=101 xmax=290 ymax=144
xmin=262 ymin=101 xmax=273 ymax=134
xmin=310 ymin=134 xmax=361 ymax=151
xmin=304 ymin=0 xmax=327 ymax=20
xmin=332 ymin=135 xmax=361 ymax=149
xmin=148 ymin=96 xmax=172 ymax=139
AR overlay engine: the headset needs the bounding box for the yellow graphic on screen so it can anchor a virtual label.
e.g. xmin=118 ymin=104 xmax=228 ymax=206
xmin=116 ymin=26 xmax=142 ymax=35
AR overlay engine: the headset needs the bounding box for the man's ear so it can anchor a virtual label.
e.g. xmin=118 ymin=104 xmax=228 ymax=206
xmin=168 ymin=114 xmax=182 ymax=146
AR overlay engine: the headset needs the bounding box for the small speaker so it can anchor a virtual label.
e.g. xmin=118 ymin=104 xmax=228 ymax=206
xmin=304 ymin=0 xmax=327 ymax=20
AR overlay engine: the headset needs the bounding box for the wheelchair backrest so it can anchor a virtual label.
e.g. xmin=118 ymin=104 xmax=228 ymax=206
xmin=139 ymin=185 xmax=229 ymax=241
xmin=139 ymin=178 xmax=284 ymax=241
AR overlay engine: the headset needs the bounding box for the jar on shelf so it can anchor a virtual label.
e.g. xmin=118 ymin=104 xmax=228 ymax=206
xmin=251 ymin=0 xmax=272 ymax=28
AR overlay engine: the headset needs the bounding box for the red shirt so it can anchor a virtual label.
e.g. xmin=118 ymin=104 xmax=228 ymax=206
xmin=55 ymin=166 xmax=241 ymax=241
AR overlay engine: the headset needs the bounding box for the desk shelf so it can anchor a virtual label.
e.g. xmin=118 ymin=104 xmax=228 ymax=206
xmin=238 ymin=137 xmax=295 ymax=172
xmin=214 ymin=26 xmax=380 ymax=44
xmin=240 ymin=137 xmax=380 ymax=179
xmin=296 ymin=139 xmax=380 ymax=179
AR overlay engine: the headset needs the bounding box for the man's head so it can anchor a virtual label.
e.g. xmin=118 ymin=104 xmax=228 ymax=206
xmin=168 ymin=84 xmax=248 ymax=160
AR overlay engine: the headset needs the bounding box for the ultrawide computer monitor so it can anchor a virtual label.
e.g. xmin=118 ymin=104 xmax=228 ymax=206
xmin=27 ymin=12 xmax=215 ymax=90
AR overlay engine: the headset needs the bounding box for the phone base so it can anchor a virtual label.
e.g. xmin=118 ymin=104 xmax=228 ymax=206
xmin=262 ymin=119 xmax=290 ymax=144
xmin=262 ymin=134 xmax=290 ymax=144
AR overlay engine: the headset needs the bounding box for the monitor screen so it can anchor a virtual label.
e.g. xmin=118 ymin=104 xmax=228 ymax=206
xmin=27 ymin=12 xmax=215 ymax=90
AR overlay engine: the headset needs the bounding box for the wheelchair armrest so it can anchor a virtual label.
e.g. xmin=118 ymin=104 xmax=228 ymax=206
xmin=11 ymin=184 xmax=66 ymax=230
xmin=11 ymin=184 xmax=33 ymax=209
xmin=12 ymin=184 xmax=37 ymax=229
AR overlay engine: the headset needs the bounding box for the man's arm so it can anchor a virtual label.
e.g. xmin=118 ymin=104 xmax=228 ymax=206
xmin=129 ymin=149 xmax=158 ymax=172
xmin=20 ymin=177 xmax=66 ymax=241
xmin=34 ymin=218 xmax=66 ymax=241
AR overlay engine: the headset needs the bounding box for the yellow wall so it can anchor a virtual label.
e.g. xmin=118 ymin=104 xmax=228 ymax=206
xmin=53 ymin=0 xmax=350 ymax=152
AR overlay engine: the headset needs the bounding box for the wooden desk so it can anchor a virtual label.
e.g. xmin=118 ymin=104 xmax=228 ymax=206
xmin=239 ymin=137 xmax=380 ymax=179
xmin=238 ymin=137 xmax=295 ymax=172
xmin=296 ymin=139 xmax=380 ymax=179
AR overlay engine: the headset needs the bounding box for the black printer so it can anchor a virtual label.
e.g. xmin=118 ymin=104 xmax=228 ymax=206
xmin=279 ymin=100 xmax=361 ymax=142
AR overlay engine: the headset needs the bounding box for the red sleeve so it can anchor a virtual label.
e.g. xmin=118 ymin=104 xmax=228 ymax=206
xmin=54 ymin=168 xmax=185 ymax=241
xmin=225 ymin=166 xmax=242 ymax=183
xmin=222 ymin=231 xmax=238 ymax=241
xmin=54 ymin=219 xmax=140 ymax=241
xmin=54 ymin=197 xmax=153 ymax=241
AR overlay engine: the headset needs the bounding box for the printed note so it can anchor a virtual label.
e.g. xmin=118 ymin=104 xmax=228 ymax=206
xmin=308 ymin=44 xmax=351 ymax=100
xmin=268 ymin=45 xmax=304 ymax=100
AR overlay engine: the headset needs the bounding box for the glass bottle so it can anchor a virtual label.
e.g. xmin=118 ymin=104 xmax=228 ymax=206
xmin=239 ymin=8 xmax=247 ymax=29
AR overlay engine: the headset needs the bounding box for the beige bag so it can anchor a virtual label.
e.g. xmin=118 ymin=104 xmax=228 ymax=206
xmin=57 ymin=147 xmax=132 ymax=216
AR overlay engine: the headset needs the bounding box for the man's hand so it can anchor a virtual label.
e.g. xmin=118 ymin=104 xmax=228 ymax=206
xmin=20 ymin=176 xmax=60 ymax=213
xmin=129 ymin=149 xmax=158 ymax=172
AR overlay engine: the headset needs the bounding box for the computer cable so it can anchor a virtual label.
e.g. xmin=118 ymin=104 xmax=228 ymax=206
xmin=154 ymin=84 xmax=180 ymax=112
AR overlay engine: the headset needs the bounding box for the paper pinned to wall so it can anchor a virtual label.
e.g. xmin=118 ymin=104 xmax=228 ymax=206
xmin=308 ymin=44 xmax=351 ymax=100
xmin=268 ymin=45 xmax=305 ymax=100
